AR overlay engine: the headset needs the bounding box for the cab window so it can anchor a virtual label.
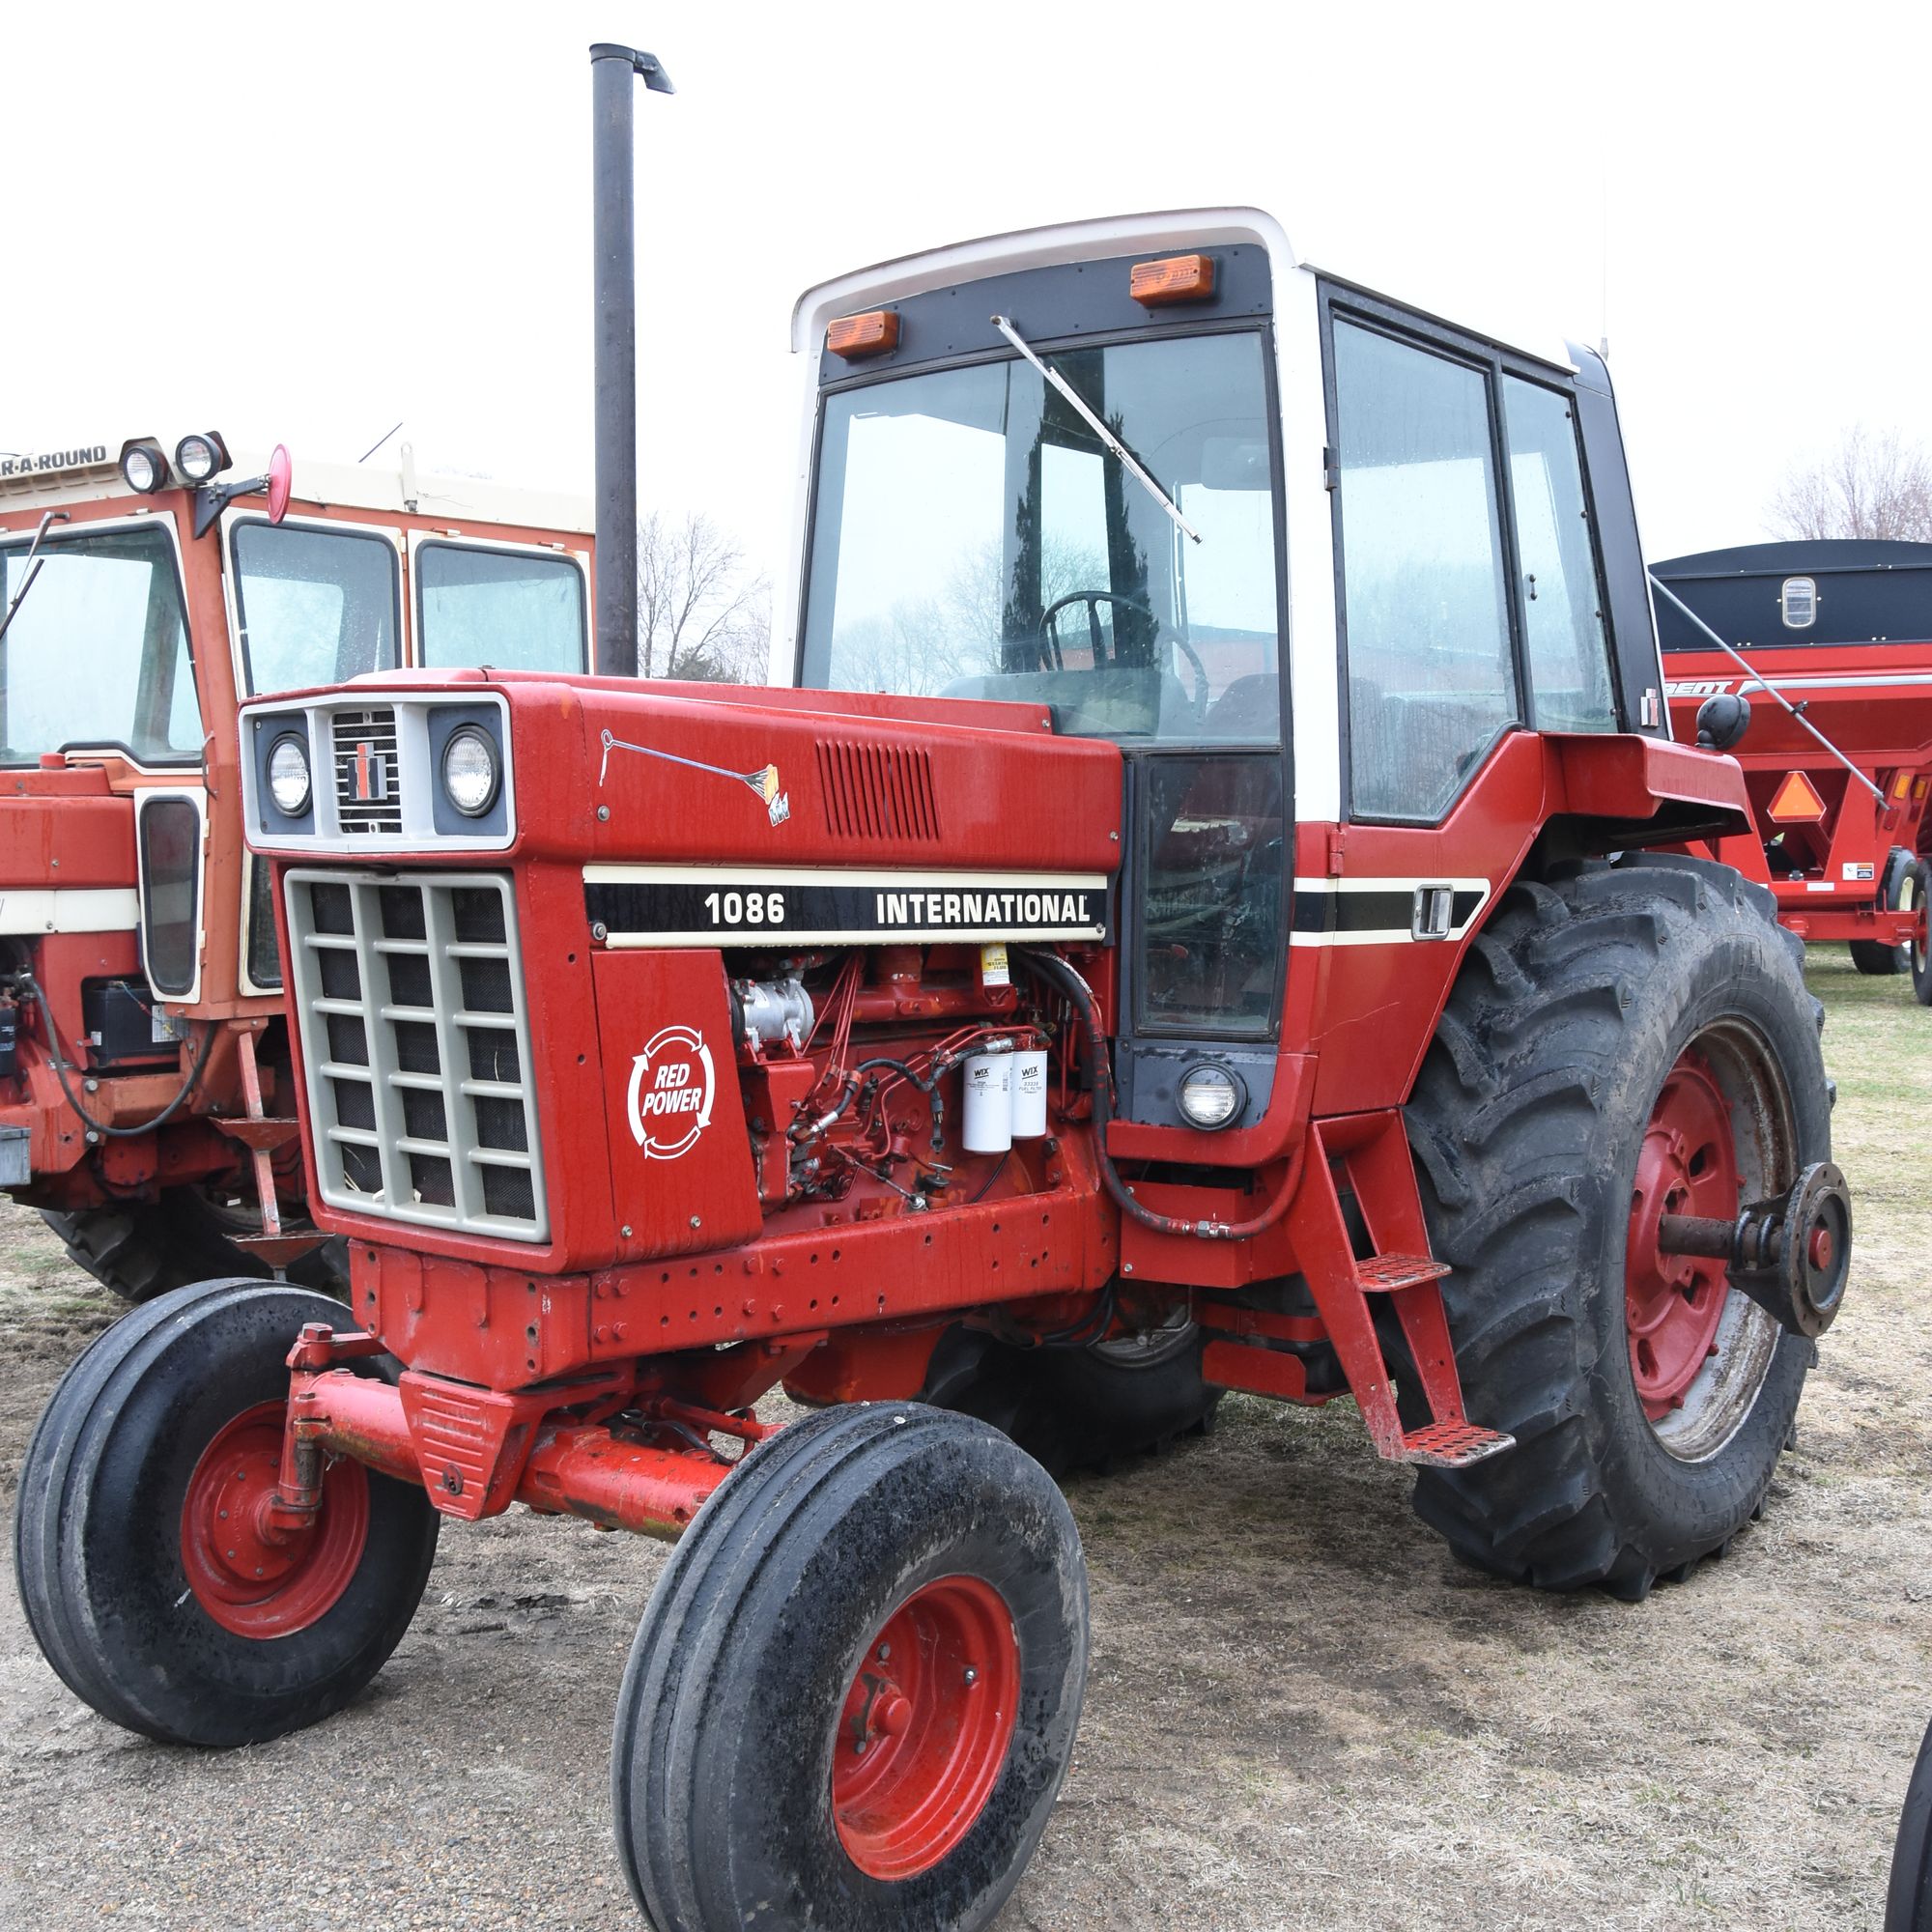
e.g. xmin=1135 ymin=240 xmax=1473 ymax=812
xmin=231 ymin=520 xmax=401 ymax=696
xmin=1331 ymin=318 xmax=1518 ymax=820
xmin=1503 ymin=376 xmax=1617 ymax=732
xmin=416 ymin=541 xmax=587 ymax=672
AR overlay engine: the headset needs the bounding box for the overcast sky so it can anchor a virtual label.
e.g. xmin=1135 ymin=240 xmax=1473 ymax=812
xmin=8 ymin=2 xmax=1930 ymax=590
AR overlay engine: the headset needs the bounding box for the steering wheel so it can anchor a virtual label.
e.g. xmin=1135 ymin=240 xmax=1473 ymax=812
xmin=1039 ymin=590 xmax=1210 ymax=722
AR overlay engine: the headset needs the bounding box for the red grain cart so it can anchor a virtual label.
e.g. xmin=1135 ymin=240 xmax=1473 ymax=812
xmin=1655 ymin=540 xmax=1932 ymax=1002
xmin=0 ymin=439 xmax=593 ymax=1299
xmin=10 ymin=50 xmax=1858 ymax=1932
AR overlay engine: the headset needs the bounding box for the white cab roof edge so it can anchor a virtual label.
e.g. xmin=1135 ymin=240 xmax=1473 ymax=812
xmin=790 ymin=207 xmax=1297 ymax=353
xmin=0 ymin=450 xmax=591 ymax=536
xmin=790 ymin=204 xmax=1577 ymax=375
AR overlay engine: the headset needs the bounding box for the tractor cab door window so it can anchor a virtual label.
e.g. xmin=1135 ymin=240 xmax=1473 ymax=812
xmin=414 ymin=539 xmax=589 ymax=673
xmin=1502 ymin=376 xmax=1618 ymax=732
xmin=1331 ymin=319 xmax=1519 ymax=821
xmin=230 ymin=519 xmax=402 ymax=696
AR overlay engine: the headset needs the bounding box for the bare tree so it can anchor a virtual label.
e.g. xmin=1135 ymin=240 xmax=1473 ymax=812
xmin=1767 ymin=426 xmax=1932 ymax=542
xmin=636 ymin=511 xmax=770 ymax=682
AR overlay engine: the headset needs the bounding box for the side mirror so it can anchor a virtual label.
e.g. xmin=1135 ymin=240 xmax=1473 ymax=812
xmin=191 ymin=442 xmax=293 ymax=539
xmin=1695 ymin=692 xmax=1751 ymax=753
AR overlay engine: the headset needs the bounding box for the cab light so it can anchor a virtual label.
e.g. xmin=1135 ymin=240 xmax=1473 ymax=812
xmin=1129 ymin=253 xmax=1215 ymax=306
xmin=1179 ymin=1062 xmax=1245 ymax=1129
xmin=441 ymin=726 xmax=500 ymax=816
xmin=827 ymin=309 xmax=900 ymax=358
xmin=268 ymin=733 xmax=312 ymax=816
xmin=119 ymin=440 xmax=170 ymax=494
xmin=174 ymin=432 xmax=231 ymax=485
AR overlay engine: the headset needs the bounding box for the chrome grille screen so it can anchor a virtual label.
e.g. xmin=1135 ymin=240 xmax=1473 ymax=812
xmin=332 ymin=706 xmax=404 ymax=836
xmin=285 ymin=867 xmax=546 ymax=1240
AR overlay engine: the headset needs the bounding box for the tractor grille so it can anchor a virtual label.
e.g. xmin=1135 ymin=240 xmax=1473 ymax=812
xmin=332 ymin=706 xmax=404 ymax=836
xmin=284 ymin=867 xmax=546 ymax=1240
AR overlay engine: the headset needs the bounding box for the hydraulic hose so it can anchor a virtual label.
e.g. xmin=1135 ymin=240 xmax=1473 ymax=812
xmin=20 ymin=975 xmax=215 ymax=1139
xmin=1016 ymin=949 xmax=1298 ymax=1242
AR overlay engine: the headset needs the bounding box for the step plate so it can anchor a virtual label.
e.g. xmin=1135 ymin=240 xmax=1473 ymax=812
xmin=1357 ymin=1253 xmax=1451 ymax=1293
xmin=1395 ymin=1420 xmax=1516 ymax=1468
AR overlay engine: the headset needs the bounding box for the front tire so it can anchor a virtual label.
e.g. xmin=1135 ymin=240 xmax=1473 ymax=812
xmin=1908 ymin=859 xmax=1931 ymax=1008
xmin=1405 ymin=854 xmax=1831 ymax=1599
xmin=1889 ymin=1717 xmax=1932 ymax=1931
xmin=1852 ymin=846 xmax=1916 ymax=976
xmin=612 ymin=1403 xmax=1087 ymax=1932
xmin=13 ymin=1278 xmax=438 ymax=1746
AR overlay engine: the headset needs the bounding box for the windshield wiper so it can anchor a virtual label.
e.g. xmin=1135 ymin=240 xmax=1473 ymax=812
xmin=0 ymin=509 xmax=71 ymax=646
xmin=990 ymin=315 xmax=1202 ymax=546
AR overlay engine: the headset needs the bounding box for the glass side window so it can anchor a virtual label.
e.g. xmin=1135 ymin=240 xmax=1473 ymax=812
xmin=0 ymin=524 xmax=199 ymax=765
xmin=1333 ymin=320 xmax=1518 ymax=819
xmin=231 ymin=521 xmax=401 ymax=696
xmin=417 ymin=541 xmax=587 ymax=672
xmin=801 ymin=330 xmax=1281 ymax=744
xmin=1502 ymin=377 xmax=1617 ymax=732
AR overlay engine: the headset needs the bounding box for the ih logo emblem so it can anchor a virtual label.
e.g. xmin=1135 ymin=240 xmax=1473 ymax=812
xmin=351 ymin=740 xmax=389 ymax=805
xmin=626 ymin=1025 xmax=715 ymax=1160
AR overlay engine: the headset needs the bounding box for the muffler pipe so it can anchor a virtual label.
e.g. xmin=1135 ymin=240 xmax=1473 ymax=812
xmin=589 ymin=42 xmax=674 ymax=678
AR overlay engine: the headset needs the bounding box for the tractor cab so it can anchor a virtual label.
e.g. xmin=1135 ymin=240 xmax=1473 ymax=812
xmin=784 ymin=212 xmax=1682 ymax=1132
xmin=0 ymin=434 xmax=594 ymax=1297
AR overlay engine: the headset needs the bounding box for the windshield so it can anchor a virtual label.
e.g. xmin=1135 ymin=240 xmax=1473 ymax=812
xmin=231 ymin=519 xmax=402 ymax=696
xmin=800 ymin=330 xmax=1282 ymax=743
xmin=0 ymin=523 xmax=200 ymax=765
xmin=417 ymin=541 xmax=587 ymax=671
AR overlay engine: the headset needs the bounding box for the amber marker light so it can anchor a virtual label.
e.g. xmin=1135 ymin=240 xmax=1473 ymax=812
xmin=827 ymin=310 xmax=901 ymax=358
xmin=1129 ymin=253 xmax=1215 ymax=306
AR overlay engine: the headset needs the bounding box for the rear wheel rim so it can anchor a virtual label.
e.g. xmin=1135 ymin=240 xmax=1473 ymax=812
xmin=1625 ymin=1028 xmax=1785 ymax=1461
xmin=831 ymin=1574 xmax=1020 ymax=1881
xmin=180 ymin=1401 xmax=370 ymax=1637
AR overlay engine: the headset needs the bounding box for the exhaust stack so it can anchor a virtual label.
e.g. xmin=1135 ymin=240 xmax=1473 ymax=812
xmin=589 ymin=42 xmax=674 ymax=679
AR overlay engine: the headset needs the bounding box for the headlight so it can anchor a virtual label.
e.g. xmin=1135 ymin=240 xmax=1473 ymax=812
xmin=120 ymin=441 xmax=168 ymax=494
xmin=268 ymin=733 xmax=312 ymax=816
xmin=174 ymin=432 xmax=229 ymax=484
xmin=440 ymin=725 xmax=500 ymax=816
xmin=1179 ymin=1062 xmax=1245 ymax=1130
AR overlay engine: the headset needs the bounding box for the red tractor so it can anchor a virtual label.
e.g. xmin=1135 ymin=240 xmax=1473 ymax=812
xmin=0 ymin=434 xmax=593 ymax=1300
xmin=12 ymin=52 xmax=1855 ymax=1931
xmin=1655 ymin=539 xmax=1932 ymax=1002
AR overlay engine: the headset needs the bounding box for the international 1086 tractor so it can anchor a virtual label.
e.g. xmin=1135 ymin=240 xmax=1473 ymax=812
xmin=0 ymin=435 xmax=593 ymax=1301
xmin=14 ymin=49 xmax=1856 ymax=1932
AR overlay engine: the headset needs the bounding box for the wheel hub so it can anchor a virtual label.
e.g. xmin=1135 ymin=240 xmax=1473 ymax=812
xmin=831 ymin=1574 xmax=1020 ymax=1881
xmin=1626 ymin=1053 xmax=1738 ymax=1422
xmin=180 ymin=1401 xmax=369 ymax=1638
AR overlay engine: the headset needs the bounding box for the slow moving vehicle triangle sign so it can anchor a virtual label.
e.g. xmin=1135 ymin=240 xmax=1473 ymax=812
xmin=1766 ymin=770 xmax=1828 ymax=824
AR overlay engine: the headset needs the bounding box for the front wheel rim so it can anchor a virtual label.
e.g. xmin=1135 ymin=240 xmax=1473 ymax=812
xmin=831 ymin=1574 xmax=1020 ymax=1881
xmin=180 ymin=1402 xmax=370 ymax=1637
xmin=1624 ymin=1027 xmax=1787 ymax=1462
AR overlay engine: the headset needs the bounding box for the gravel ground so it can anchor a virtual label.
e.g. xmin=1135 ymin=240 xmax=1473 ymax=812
xmin=0 ymin=949 xmax=1926 ymax=1930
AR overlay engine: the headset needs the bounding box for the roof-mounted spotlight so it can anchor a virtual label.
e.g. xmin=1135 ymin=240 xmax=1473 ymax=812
xmin=119 ymin=439 xmax=171 ymax=495
xmin=174 ymin=431 xmax=231 ymax=486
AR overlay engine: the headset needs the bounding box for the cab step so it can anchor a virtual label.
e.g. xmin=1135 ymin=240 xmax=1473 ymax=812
xmin=1393 ymin=1419 xmax=1516 ymax=1468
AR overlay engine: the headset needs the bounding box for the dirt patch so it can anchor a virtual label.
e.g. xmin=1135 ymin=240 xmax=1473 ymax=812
xmin=1 ymin=949 xmax=1926 ymax=1929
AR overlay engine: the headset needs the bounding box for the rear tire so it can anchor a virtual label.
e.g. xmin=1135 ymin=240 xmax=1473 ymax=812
xmin=612 ymin=1403 xmax=1086 ymax=1932
xmin=1888 ymin=1717 xmax=1932 ymax=1931
xmin=919 ymin=1312 xmax=1221 ymax=1477
xmin=1404 ymin=854 xmax=1830 ymax=1599
xmin=13 ymin=1277 xmax=438 ymax=1746
xmin=41 ymin=1185 xmax=348 ymax=1306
